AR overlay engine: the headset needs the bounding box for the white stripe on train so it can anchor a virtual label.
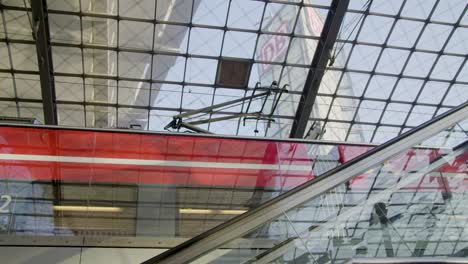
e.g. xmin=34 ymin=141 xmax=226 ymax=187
xmin=0 ymin=153 xmax=313 ymax=171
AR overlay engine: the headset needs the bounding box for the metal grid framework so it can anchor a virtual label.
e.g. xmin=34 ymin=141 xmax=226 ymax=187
xmin=0 ymin=0 xmax=467 ymax=142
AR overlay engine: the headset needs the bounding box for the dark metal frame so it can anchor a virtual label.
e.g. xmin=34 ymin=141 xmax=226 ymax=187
xmin=290 ymin=0 xmax=350 ymax=138
xmin=30 ymin=0 xmax=57 ymax=125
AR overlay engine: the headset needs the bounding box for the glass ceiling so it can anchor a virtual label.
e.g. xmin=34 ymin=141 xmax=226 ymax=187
xmin=0 ymin=0 xmax=467 ymax=143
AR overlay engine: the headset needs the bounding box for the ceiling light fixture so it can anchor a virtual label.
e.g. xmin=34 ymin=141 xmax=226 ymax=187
xmin=179 ymin=208 xmax=247 ymax=215
xmin=53 ymin=205 xmax=123 ymax=213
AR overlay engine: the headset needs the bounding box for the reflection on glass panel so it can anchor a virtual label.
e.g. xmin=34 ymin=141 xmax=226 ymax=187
xmin=15 ymin=74 xmax=41 ymax=100
xmin=323 ymin=122 xmax=350 ymax=141
xmin=388 ymin=19 xmax=424 ymax=48
xmin=431 ymin=56 xmax=465 ymax=81
xmin=181 ymin=86 xmax=214 ymax=109
xmin=281 ymin=66 xmax=308 ymax=92
xmin=391 ymin=78 xmax=423 ymax=102
xmin=262 ymin=3 xmax=299 ymax=34
xmin=10 ymin=44 xmax=38 ymax=71
xmin=222 ymin=31 xmax=257 ymax=59
xmin=191 ymin=116 xmax=467 ymax=264
xmin=404 ymin=52 xmax=438 ymax=77
xmin=0 ymin=101 xmax=18 ymax=117
xmin=417 ymin=81 xmax=450 ymax=105
xmin=85 ymin=105 xmax=116 ymax=128
xmin=151 ymin=83 xmax=183 ymax=109
xmin=431 ymin=0 xmax=466 ymax=23
xmin=357 ymin=100 xmax=385 ymax=123
xmin=17 ymin=102 xmax=44 ymax=123
xmin=295 ymin=7 xmax=328 ymax=37
xmin=47 ymin=0 xmax=79 ymax=11
xmin=376 ymin=48 xmax=410 ymax=74
xmin=49 ymin=14 xmax=81 ymax=44
xmin=370 ymin=0 xmax=404 ymax=15
xmin=347 ymin=45 xmax=381 ymax=71
xmin=227 ymin=0 xmax=264 ymax=30
xmin=81 ymin=0 xmax=117 ymax=14
xmin=118 ymin=0 xmax=154 ymax=19
xmin=118 ymin=52 xmax=152 ymax=79
xmin=118 ymin=107 xmax=148 ymax=128
xmin=405 ymin=106 xmax=437 ymax=127
xmin=417 ymin=24 xmax=452 ymax=52
xmin=84 ymin=49 xmax=117 ymax=76
xmin=381 ymin=103 xmax=411 ymax=126
xmin=118 ymin=80 xmax=150 ymax=106
xmin=185 ymin=58 xmax=217 ymax=84
xmin=192 ymin=0 xmax=229 ymax=27
xmin=55 ymin=76 xmax=84 ymax=102
xmin=443 ymin=84 xmax=468 ymax=107
xmin=445 ymin=28 xmax=468 ymax=55
xmin=82 ymin=17 xmax=117 ymax=47
xmin=52 ymin=46 xmax=83 ymax=74
xmin=365 ymin=76 xmax=397 ymax=100
xmin=85 ymin=78 xmax=117 ymax=104
xmin=401 ymin=0 xmax=437 ymax=20
xmin=4 ymin=10 xmax=33 ymax=40
xmin=329 ymin=98 xmax=359 ymax=122
xmin=372 ymin=125 xmax=400 ymax=143
xmin=358 ymin=15 xmax=394 ymax=44
xmin=189 ymin=28 xmax=223 ymax=56
xmin=156 ymin=0 xmax=192 ymax=23
xmin=0 ymin=44 xmax=10 ymax=69
xmin=0 ymin=73 xmax=14 ymax=98
xmin=154 ymin=24 xmax=188 ymax=53
xmin=255 ymin=34 xmax=291 ymax=63
xmin=287 ymin=37 xmax=318 ymax=65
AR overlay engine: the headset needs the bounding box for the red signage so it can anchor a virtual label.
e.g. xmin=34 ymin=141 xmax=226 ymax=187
xmin=258 ymin=22 xmax=289 ymax=71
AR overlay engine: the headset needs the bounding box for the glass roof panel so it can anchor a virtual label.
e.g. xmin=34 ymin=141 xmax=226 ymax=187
xmin=0 ymin=0 xmax=465 ymax=142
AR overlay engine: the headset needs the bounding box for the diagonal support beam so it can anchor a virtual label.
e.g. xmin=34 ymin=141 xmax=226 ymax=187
xmin=289 ymin=0 xmax=350 ymax=138
xmin=31 ymin=0 xmax=57 ymax=125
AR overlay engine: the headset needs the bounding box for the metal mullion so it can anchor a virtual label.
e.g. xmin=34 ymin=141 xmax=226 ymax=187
xmin=178 ymin=0 xmax=196 ymax=118
xmin=318 ymin=1 xmax=371 ymax=142
xmin=0 ymin=6 xmax=20 ymax=117
xmin=207 ymin=0 xmax=233 ymax=133
xmin=343 ymin=0 xmax=408 ymax=142
xmin=264 ymin=1 xmax=303 ymax=137
xmin=146 ymin=0 xmax=158 ymax=131
xmin=235 ymin=1 xmax=268 ymax=136
xmin=398 ymin=2 xmax=466 ymax=136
